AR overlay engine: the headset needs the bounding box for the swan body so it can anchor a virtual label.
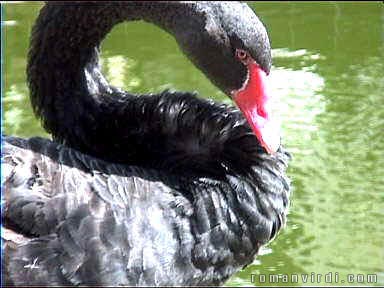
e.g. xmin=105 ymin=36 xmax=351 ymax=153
xmin=2 ymin=1 xmax=291 ymax=286
xmin=3 ymin=117 xmax=289 ymax=286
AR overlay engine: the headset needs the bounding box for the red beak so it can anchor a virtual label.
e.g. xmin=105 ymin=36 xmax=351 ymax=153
xmin=232 ymin=61 xmax=280 ymax=154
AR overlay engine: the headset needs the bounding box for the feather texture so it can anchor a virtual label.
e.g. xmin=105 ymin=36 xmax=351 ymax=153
xmin=3 ymin=2 xmax=291 ymax=285
xmin=2 ymin=129 xmax=290 ymax=285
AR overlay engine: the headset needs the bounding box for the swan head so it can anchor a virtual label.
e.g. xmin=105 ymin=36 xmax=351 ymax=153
xmin=172 ymin=2 xmax=279 ymax=154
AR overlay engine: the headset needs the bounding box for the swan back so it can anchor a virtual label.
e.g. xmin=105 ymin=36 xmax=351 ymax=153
xmin=2 ymin=135 xmax=289 ymax=286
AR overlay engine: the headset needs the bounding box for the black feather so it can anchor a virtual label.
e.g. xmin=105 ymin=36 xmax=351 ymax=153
xmin=3 ymin=2 xmax=291 ymax=286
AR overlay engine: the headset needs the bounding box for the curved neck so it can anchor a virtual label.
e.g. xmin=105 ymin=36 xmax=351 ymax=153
xmin=27 ymin=2 xmax=273 ymax=180
xmin=27 ymin=2 xmax=196 ymax=141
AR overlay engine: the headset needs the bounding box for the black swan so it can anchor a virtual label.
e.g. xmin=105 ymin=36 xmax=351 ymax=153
xmin=2 ymin=2 xmax=291 ymax=286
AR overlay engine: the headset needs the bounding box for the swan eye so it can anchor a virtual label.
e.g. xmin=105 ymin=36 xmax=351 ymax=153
xmin=235 ymin=49 xmax=248 ymax=61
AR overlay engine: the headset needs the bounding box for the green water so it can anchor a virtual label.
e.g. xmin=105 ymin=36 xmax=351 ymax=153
xmin=2 ymin=2 xmax=384 ymax=286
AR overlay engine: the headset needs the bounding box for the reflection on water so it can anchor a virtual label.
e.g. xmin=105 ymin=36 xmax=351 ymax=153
xmin=3 ymin=2 xmax=384 ymax=287
xmin=101 ymin=55 xmax=141 ymax=89
xmin=269 ymin=57 xmax=326 ymax=152
xmin=3 ymin=20 xmax=17 ymax=26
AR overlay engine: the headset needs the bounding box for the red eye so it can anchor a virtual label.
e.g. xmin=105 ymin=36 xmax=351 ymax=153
xmin=235 ymin=49 xmax=248 ymax=61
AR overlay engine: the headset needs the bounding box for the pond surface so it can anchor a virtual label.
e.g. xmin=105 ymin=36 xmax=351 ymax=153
xmin=3 ymin=2 xmax=383 ymax=286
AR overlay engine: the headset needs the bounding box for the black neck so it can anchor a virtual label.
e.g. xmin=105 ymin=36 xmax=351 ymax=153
xmin=27 ymin=2 xmax=196 ymax=138
xmin=27 ymin=2 xmax=279 ymax=179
